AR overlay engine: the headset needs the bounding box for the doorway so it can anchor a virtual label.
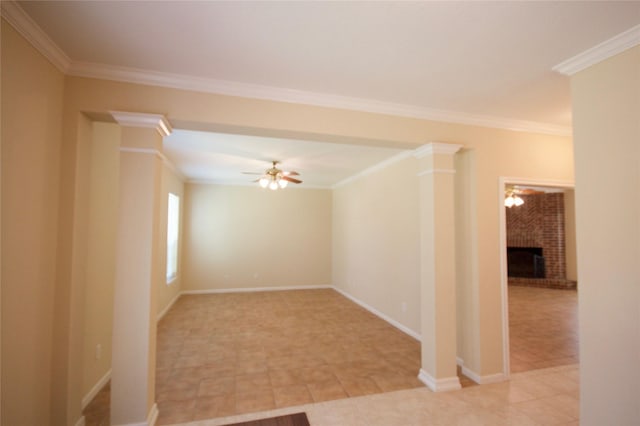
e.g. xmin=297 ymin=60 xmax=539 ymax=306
xmin=499 ymin=177 xmax=578 ymax=376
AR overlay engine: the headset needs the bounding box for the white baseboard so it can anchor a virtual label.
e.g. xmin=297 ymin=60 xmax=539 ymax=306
xmin=461 ymin=365 xmax=507 ymax=385
xmin=157 ymin=291 xmax=181 ymax=321
xmin=181 ymin=284 xmax=332 ymax=295
xmin=147 ymin=403 xmax=158 ymax=426
xmin=418 ymin=369 xmax=462 ymax=392
xmin=331 ymin=286 xmax=421 ymax=341
xmin=74 ymin=415 xmax=86 ymax=426
xmin=113 ymin=403 xmax=158 ymax=426
xmin=81 ymin=368 xmax=111 ymax=409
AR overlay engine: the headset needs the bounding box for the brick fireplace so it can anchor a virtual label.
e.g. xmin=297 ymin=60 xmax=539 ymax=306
xmin=506 ymin=192 xmax=576 ymax=289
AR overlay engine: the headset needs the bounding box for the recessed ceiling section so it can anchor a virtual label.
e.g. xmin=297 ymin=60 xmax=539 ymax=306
xmin=163 ymin=130 xmax=406 ymax=188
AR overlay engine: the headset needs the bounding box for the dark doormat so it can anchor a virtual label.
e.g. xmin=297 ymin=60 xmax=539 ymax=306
xmin=222 ymin=412 xmax=310 ymax=426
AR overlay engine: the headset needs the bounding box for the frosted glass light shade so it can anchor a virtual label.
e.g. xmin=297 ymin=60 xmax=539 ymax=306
xmin=504 ymin=196 xmax=515 ymax=208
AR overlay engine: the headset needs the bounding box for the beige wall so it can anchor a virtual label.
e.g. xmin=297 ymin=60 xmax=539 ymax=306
xmin=82 ymin=123 xmax=120 ymax=398
xmin=571 ymin=46 xmax=639 ymax=425
xmin=332 ymin=155 xmax=421 ymax=334
xmin=157 ymin=164 xmax=185 ymax=315
xmin=183 ymin=184 xmax=332 ymax=290
xmin=454 ymin=136 xmax=574 ymax=377
xmin=3 ymin=17 xmax=577 ymax=422
xmin=1 ymin=21 xmax=65 ymax=425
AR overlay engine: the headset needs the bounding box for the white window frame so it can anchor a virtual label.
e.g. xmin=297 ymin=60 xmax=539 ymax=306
xmin=166 ymin=192 xmax=180 ymax=284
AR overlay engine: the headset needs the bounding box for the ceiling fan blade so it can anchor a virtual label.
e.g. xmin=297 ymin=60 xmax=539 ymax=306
xmin=517 ymin=188 xmax=544 ymax=195
xmin=283 ymin=170 xmax=300 ymax=176
xmin=281 ymin=176 xmax=302 ymax=184
xmin=242 ymin=171 xmax=264 ymax=175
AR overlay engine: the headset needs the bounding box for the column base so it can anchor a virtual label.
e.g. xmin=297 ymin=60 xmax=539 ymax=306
xmin=112 ymin=403 xmax=158 ymax=426
xmin=418 ymin=369 xmax=462 ymax=392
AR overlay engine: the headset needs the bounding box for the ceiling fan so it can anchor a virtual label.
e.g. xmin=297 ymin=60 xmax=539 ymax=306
xmin=508 ymin=185 xmax=545 ymax=196
xmin=504 ymin=185 xmax=544 ymax=208
xmin=243 ymin=161 xmax=302 ymax=190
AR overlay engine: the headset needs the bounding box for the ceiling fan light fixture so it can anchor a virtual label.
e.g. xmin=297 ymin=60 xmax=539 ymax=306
xmin=504 ymin=195 xmax=515 ymax=208
xmin=246 ymin=161 xmax=302 ymax=190
xmin=504 ymin=189 xmax=524 ymax=208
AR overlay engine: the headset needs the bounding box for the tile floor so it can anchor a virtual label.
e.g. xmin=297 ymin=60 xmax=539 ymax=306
xmin=84 ymin=286 xmax=579 ymax=425
xmin=508 ymin=285 xmax=579 ymax=373
xmin=173 ymin=364 xmax=580 ymax=426
xmin=154 ymin=289 xmax=430 ymax=424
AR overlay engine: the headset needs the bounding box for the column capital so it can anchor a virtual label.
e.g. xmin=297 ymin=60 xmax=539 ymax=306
xmin=413 ymin=142 xmax=463 ymax=159
xmin=110 ymin=111 xmax=172 ymax=137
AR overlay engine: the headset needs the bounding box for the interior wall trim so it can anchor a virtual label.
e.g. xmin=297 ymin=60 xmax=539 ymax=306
xmin=332 ymin=286 xmax=421 ymax=341
xmin=417 ymin=369 xmax=462 ymax=392
xmin=111 ymin=403 xmax=158 ymax=426
xmin=2 ymin=1 xmax=571 ymax=137
xmin=417 ymin=168 xmax=456 ymax=177
xmin=461 ymin=366 xmax=507 ymax=385
xmin=73 ymin=415 xmax=86 ymax=426
xmin=332 ymin=150 xmax=413 ymax=188
xmin=157 ymin=291 xmax=182 ymax=322
xmin=146 ymin=404 xmax=158 ymax=426
xmin=0 ymin=0 xmax=71 ymax=72
xmin=181 ymin=285 xmax=332 ymax=295
xmin=413 ymin=142 xmax=463 ymax=158
xmin=553 ymin=24 xmax=640 ymax=76
xmin=110 ymin=111 xmax=172 ymax=137
xmin=81 ymin=369 xmax=112 ymax=410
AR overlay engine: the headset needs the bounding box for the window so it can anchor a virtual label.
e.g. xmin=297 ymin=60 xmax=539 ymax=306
xmin=166 ymin=193 xmax=180 ymax=283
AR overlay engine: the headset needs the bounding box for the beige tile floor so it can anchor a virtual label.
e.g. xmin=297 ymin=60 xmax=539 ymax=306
xmin=508 ymin=286 xmax=579 ymax=373
xmin=154 ymin=289 xmax=430 ymax=424
xmin=84 ymin=286 xmax=579 ymax=425
xmin=172 ymin=364 xmax=580 ymax=426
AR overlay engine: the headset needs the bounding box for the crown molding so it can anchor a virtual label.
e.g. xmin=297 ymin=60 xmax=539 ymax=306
xmin=110 ymin=111 xmax=172 ymax=137
xmin=6 ymin=0 xmax=571 ymax=137
xmin=413 ymin=142 xmax=463 ymax=159
xmin=417 ymin=169 xmax=456 ymax=177
xmin=332 ymin=150 xmax=413 ymax=189
xmin=70 ymin=61 xmax=571 ymax=137
xmin=1 ymin=0 xmax=70 ymax=72
xmin=553 ymin=24 xmax=640 ymax=76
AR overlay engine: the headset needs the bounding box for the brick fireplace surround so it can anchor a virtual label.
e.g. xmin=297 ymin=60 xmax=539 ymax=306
xmin=506 ymin=192 xmax=576 ymax=290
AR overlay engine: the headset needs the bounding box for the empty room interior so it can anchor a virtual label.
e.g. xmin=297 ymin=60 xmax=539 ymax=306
xmin=2 ymin=2 xmax=639 ymax=426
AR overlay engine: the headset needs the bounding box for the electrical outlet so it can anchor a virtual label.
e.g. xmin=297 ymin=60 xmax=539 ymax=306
xmin=95 ymin=343 xmax=102 ymax=360
xmin=253 ymin=272 xmax=259 ymax=279
xmin=401 ymin=302 xmax=407 ymax=312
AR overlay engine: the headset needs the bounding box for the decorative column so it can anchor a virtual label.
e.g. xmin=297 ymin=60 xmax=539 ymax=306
xmin=110 ymin=112 xmax=171 ymax=425
xmin=415 ymin=142 xmax=463 ymax=392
